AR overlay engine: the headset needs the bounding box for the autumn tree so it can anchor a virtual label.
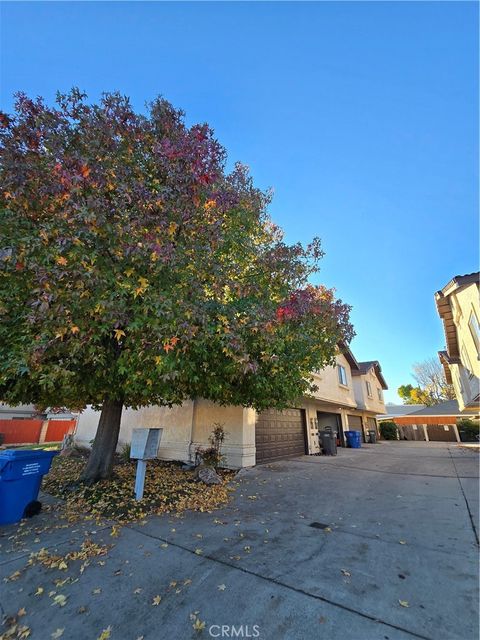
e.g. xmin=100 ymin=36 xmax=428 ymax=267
xmin=397 ymin=358 xmax=455 ymax=406
xmin=0 ymin=90 xmax=354 ymax=482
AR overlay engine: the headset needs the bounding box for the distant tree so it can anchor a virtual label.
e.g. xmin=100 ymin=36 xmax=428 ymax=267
xmin=397 ymin=384 xmax=416 ymax=403
xmin=0 ymin=90 xmax=354 ymax=483
xmin=397 ymin=358 xmax=455 ymax=406
xmin=412 ymin=358 xmax=455 ymax=402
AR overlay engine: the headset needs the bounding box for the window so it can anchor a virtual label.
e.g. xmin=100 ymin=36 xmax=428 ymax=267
xmin=468 ymin=309 xmax=480 ymax=356
xmin=377 ymin=388 xmax=383 ymax=401
xmin=461 ymin=345 xmax=475 ymax=379
xmin=338 ymin=365 xmax=348 ymax=386
xmin=366 ymin=381 xmax=372 ymax=397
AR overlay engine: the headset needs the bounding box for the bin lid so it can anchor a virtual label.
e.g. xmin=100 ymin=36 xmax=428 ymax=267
xmin=0 ymin=449 xmax=58 ymax=474
xmin=0 ymin=449 xmax=59 ymax=462
xmin=0 ymin=449 xmax=60 ymax=460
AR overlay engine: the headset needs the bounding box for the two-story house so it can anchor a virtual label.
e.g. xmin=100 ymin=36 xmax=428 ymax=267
xmin=76 ymin=343 xmax=388 ymax=467
xmin=435 ymin=272 xmax=480 ymax=412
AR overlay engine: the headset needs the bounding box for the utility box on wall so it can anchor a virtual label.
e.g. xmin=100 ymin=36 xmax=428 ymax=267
xmin=130 ymin=428 xmax=163 ymax=460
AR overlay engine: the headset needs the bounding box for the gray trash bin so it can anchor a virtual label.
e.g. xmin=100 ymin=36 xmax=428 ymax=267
xmin=319 ymin=430 xmax=337 ymax=456
xmin=368 ymin=429 xmax=377 ymax=444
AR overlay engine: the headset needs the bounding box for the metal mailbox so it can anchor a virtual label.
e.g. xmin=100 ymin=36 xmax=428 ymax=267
xmin=130 ymin=428 xmax=163 ymax=460
xmin=129 ymin=428 xmax=163 ymax=501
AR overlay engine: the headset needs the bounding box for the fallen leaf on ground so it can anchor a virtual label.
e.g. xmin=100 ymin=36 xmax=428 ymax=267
xmin=399 ymin=540 xmax=407 ymax=545
xmin=152 ymin=595 xmax=162 ymax=606
xmin=51 ymin=595 xmax=67 ymax=607
xmin=192 ymin=618 xmax=206 ymax=632
xmin=399 ymin=600 xmax=410 ymax=608
xmin=97 ymin=627 xmax=112 ymax=640
xmin=51 ymin=629 xmax=65 ymax=639
xmin=218 ymin=584 xmax=226 ymax=591
xmin=35 ymin=587 xmax=44 ymax=596
xmin=6 ymin=570 xmax=22 ymax=581
xmin=42 ymin=457 xmax=234 ymax=524
xmin=341 ymin=569 xmax=351 ymax=577
xmin=194 ymin=548 xmax=203 ymax=555
xmin=17 ymin=608 xmax=26 ymax=617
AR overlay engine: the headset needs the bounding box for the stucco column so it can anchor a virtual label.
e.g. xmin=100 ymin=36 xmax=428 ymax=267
xmin=452 ymin=423 xmax=461 ymax=443
xmin=339 ymin=409 xmax=348 ymax=447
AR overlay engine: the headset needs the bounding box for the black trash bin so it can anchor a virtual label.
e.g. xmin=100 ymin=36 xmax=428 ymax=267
xmin=368 ymin=429 xmax=377 ymax=444
xmin=319 ymin=430 xmax=337 ymax=455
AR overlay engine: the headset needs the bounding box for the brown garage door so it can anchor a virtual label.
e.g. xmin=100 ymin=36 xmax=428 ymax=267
xmin=255 ymin=408 xmax=306 ymax=463
xmin=427 ymin=424 xmax=457 ymax=442
xmin=347 ymin=415 xmax=363 ymax=431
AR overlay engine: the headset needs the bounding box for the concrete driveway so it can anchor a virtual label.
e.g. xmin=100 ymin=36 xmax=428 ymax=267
xmin=1 ymin=442 xmax=478 ymax=640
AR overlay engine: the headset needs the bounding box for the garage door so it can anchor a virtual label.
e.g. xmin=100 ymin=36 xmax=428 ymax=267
xmin=347 ymin=415 xmax=363 ymax=431
xmin=255 ymin=408 xmax=306 ymax=463
xmin=427 ymin=424 xmax=457 ymax=442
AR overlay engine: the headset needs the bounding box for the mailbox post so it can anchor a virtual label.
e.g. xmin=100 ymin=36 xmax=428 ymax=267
xmin=130 ymin=428 xmax=163 ymax=501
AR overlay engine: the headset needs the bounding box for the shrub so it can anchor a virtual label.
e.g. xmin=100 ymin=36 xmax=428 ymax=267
xmin=196 ymin=423 xmax=227 ymax=469
xmin=380 ymin=421 xmax=398 ymax=440
xmin=457 ymin=418 xmax=480 ymax=443
xmin=119 ymin=442 xmax=132 ymax=463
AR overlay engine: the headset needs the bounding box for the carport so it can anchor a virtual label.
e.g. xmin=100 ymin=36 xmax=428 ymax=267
xmin=391 ymin=399 xmax=479 ymax=442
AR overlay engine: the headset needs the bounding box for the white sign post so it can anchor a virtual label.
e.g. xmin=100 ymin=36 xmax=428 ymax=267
xmin=130 ymin=428 xmax=163 ymax=501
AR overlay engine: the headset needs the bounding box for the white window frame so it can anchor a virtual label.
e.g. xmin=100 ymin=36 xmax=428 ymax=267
xmin=338 ymin=365 xmax=348 ymax=386
xmin=377 ymin=388 xmax=383 ymax=401
xmin=468 ymin=309 xmax=480 ymax=357
xmin=366 ymin=381 xmax=372 ymax=397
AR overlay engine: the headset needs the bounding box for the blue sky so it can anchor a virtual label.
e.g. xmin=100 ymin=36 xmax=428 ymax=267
xmin=1 ymin=1 xmax=478 ymax=402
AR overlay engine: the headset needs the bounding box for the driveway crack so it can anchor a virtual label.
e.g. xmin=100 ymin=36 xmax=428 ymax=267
xmin=448 ymin=446 xmax=479 ymax=545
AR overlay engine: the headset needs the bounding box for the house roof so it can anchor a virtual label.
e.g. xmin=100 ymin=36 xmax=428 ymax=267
xmin=351 ymin=360 xmax=388 ymax=390
xmin=435 ymin=272 xmax=479 ymax=359
xmin=437 ymin=272 xmax=479 ymax=298
xmin=408 ymin=399 xmax=475 ymax=417
xmin=337 ymin=341 xmax=360 ymax=371
xmin=386 ymin=404 xmax=426 ymax=416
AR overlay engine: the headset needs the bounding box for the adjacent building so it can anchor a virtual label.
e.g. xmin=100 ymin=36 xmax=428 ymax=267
xmin=76 ymin=344 xmax=388 ymax=468
xmin=435 ymin=272 xmax=480 ymax=412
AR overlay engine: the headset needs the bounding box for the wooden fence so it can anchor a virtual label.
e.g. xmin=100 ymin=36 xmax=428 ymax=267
xmin=0 ymin=419 xmax=76 ymax=445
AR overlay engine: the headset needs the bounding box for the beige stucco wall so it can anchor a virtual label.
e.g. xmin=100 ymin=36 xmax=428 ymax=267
xmin=191 ymin=400 xmax=256 ymax=468
xmin=75 ymin=399 xmax=255 ymax=469
xmin=450 ymin=283 xmax=480 ymax=410
xmin=352 ymin=368 xmax=386 ymax=415
xmin=310 ymin=354 xmax=357 ymax=408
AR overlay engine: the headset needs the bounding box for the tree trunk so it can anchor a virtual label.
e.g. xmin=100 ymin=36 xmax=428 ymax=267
xmin=80 ymin=397 xmax=123 ymax=484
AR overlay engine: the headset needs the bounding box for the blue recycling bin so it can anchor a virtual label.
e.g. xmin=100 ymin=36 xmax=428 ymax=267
xmin=0 ymin=449 xmax=58 ymax=525
xmin=344 ymin=430 xmax=362 ymax=449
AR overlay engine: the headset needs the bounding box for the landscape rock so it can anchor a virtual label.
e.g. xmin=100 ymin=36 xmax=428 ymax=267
xmin=196 ymin=465 xmax=222 ymax=485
